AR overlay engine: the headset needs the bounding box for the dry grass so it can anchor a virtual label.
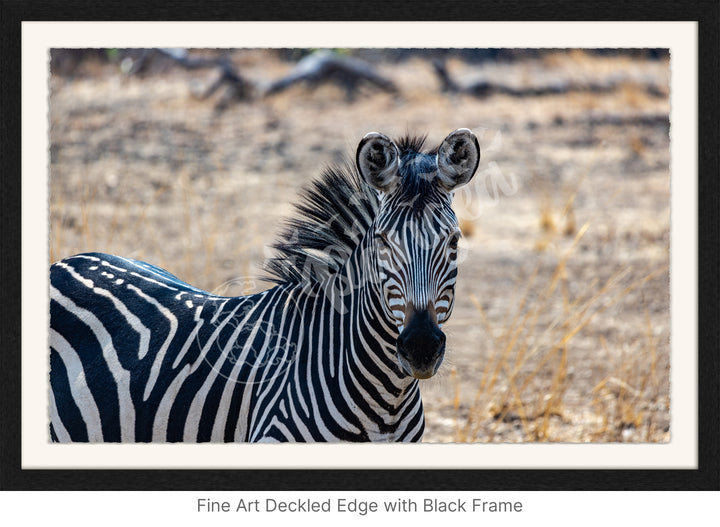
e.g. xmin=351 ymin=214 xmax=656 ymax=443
xmin=450 ymin=178 xmax=668 ymax=443
xmin=452 ymin=259 xmax=668 ymax=443
xmin=50 ymin=161 xmax=271 ymax=297
xmin=590 ymin=306 xmax=667 ymax=442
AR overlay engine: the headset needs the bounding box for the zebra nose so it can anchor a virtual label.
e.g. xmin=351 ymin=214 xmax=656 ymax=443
xmin=396 ymin=310 xmax=446 ymax=379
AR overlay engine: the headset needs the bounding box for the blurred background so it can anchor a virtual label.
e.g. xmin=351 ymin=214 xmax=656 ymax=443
xmin=49 ymin=48 xmax=670 ymax=443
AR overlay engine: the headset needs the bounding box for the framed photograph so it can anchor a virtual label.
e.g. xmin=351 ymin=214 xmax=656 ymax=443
xmin=1 ymin=1 xmax=717 ymax=498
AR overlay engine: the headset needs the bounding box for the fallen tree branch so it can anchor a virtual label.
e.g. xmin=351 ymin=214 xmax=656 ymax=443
xmin=261 ymin=50 xmax=398 ymax=100
xmin=432 ymin=59 xmax=667 ymax=99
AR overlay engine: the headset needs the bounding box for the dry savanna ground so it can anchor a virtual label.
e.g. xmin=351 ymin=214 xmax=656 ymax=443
xmin=50 ymin=49 xmax=671 ymax=443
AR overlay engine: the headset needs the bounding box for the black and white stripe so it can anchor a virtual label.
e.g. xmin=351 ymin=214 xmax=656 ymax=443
xmin=49 ymin=129 xmax=480 ymax=442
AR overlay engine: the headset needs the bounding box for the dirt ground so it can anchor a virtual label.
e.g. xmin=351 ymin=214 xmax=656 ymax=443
xmin=49 ymin=49 xmax=671 ymax=443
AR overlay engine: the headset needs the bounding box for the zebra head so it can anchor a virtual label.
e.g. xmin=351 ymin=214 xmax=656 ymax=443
xmin=356 ymin=129 xmax=480 ymax=379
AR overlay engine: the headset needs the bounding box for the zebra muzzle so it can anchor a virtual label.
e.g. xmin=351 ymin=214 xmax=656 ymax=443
xmin=396 ymin=308 xmax=446 ymax=379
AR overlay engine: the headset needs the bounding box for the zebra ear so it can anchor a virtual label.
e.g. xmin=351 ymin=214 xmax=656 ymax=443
xmin=436 ymin=128 xmax=480 ymax=192
xmin=356 ymin=132 xmax=401 ymax=193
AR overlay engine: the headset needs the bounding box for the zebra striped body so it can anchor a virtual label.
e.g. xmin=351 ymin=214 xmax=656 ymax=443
xmin=50 ymin=129 xmax=480 ymax=442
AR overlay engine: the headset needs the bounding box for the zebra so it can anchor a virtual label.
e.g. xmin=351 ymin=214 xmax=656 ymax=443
xmin=49 ymin=128 xmax=480 ymax=442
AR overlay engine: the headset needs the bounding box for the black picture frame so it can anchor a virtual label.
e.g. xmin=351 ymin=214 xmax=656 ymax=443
xmin=1 ymin=0 xmax=717 ymax=491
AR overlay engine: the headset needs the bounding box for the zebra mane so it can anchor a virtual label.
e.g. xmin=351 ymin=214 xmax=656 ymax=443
xmin=264 ymin=134 xmax=435 ymax=286
xmin=263 ymin=161 xmax=380 ymax=285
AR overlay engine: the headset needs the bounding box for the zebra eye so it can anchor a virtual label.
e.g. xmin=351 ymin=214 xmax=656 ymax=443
xmin=375 ymin=231 xmax=391 ymax=246
xmin=448 ymin=233 xmax=460 ymax=251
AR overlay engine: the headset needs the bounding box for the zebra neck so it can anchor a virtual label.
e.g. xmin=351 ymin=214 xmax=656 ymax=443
xmin=332 ymin=245 xmax=416 ymax=385
xmin=277 ymin=273 xmax=420 ymax=441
